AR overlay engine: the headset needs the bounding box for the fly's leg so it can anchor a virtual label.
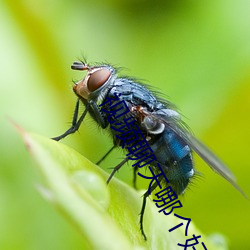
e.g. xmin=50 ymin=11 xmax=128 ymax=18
xmin=107 ymin=157 xmax=129 ymax=184
xmin=89 ymin=100 xmax=107 ymax=129
xmin=140 ymin=191 xmax=149 ymax=240
xmin=96 ymin=145 xmax=116 ymax=165
xmin=133 ymin=166 xmax=138 ymax=189
xmin=139 ymin=177 xmax=162 ymax=240
xmin=52 ymin=99 xmax=89 ymax=141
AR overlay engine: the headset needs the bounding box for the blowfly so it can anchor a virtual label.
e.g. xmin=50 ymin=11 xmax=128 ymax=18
xmin=52 ymin=60 xmax=246 ymax=239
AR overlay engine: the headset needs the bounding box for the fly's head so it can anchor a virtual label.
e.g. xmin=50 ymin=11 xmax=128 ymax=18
xmin=72 ymin=61 xmax=116 ymax=102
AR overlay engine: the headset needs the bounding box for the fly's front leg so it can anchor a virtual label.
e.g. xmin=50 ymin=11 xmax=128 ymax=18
xmin=52 ymin=99 xmax=89 ymax=141
xmin=88 ymin=100 xmax=107 ymax=129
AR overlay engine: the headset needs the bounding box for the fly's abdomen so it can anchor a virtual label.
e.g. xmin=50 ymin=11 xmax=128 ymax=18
xmin=150 ymin=129 xmax=194 ymax=194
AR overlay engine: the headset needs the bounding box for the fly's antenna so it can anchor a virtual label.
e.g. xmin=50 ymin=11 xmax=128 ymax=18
xmin=71 ymin=61 xmax=89 ymax=71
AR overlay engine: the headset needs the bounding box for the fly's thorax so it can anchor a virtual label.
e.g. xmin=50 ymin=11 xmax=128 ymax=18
xmin=73 ymin=64 xmax=117 ymax=103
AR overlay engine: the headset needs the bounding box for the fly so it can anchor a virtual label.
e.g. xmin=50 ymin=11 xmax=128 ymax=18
xmin=52 ymin=60 xmax=246 ymax=239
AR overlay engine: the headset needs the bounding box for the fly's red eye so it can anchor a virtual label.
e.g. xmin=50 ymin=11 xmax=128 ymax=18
xmin=87 ymin=68 xmax=111 ymax=92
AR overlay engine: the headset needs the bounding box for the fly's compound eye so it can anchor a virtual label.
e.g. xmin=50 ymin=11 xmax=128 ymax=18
xmin=87 ymin=68 xmax=111 ymax=92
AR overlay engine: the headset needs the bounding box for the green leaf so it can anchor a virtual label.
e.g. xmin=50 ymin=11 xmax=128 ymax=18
xmin=19 ymin=127 xmax=227 ymax=250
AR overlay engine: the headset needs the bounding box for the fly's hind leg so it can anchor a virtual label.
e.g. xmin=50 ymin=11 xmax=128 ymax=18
xmin=133 ymin=166 xmax=139 ymax=189
xmin=139 ymin=176 xmax=162 ymax=240
xmin=140 ymin=191 xmax=149 ymax=240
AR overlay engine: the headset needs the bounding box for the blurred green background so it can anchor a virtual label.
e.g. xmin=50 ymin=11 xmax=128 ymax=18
xmin=1 ymin=0 xmax=250 ymax=249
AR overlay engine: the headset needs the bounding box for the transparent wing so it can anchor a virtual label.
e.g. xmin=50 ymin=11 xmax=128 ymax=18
xmin=148 ymin=110 xmax=247 ymax=198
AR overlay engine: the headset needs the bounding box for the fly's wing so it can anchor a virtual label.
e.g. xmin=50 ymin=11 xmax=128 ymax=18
xmin=150 ymin=110 xmax=247 ymax=198
xmin=179 ymin=130 xmax=248 ymax=197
